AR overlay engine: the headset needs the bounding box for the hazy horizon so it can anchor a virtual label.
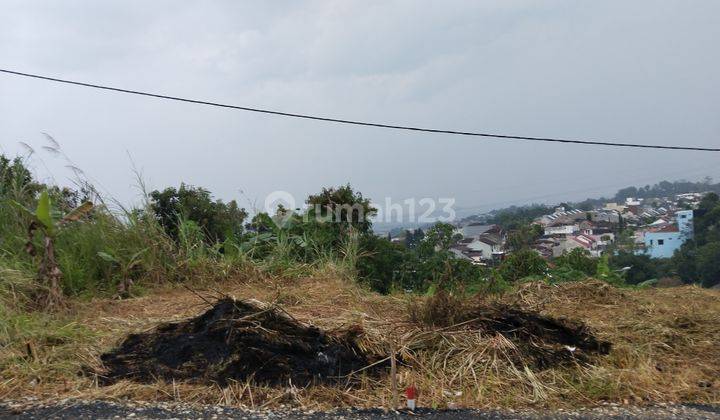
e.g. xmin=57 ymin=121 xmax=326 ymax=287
xmin=2 ymin=1 xmax=719 ymax=219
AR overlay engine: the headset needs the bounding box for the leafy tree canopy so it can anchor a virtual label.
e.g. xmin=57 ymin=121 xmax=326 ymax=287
xmin=497 ymin=249 xmax=547 ymax=283
xmin=305 ymin=184 xmax=376 ymax=234
xmin=555 ymin=248 xmax=597 ymax=276
xmin=149 ymin=184 xmax=247 ymax=244
xmin=0 ymin=155 xmax=41 ymax=200
xmin=609 ymin=251 xmax=666 ymax=285
xmin=504 ymin=224 xmax=543 ymax=252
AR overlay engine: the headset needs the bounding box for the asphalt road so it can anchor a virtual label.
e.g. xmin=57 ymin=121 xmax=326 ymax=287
xmin=2 ymin=400 xmax=719 ymax=419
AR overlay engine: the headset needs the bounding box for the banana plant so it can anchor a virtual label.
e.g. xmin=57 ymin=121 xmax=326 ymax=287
xmin=97 ymin=248 xmax=147 ymax=298
xmin=10 ymin=189 xmax=93 ymax=308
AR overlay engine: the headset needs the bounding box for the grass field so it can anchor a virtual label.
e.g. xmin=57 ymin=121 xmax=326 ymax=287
xmin=1 ymin=275 xmax=718 ymax=410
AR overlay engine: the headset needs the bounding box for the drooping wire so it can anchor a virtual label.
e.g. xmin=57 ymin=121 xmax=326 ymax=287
xmin=1 ymin=68 xmax=718 ymax=152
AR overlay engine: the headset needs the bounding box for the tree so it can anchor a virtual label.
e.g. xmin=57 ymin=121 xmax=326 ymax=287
xmin=614 ymin=180 xmax=720 ymax=202
xmin=615 ymin=186 xmax=638 ymax=202
xmin=486 ymin=205 xmax=551 ymax=230
xmin=10 ymin=190 xmax=93 ymax=308
xmin=694 ymin=193 xmax=720 ymax=245
xmin=305 ymin=184 xmax=376 ymax=234
xmin=698 ymin=193 xmax=720 ymax=213
xmin=671 ymin=242 xmax=697 ymax=284
xmin=696 ymin=242 xmax=720 ymax=288
xmin=358 ymin=225 xmax=485 ymax=294
xmin=404 ymin=228 xmax=425 ymax=249
xmin=555 ymin=248 xmax=597 ymax=276
xmin=357 ymin=235 xmax=408 ymax=293
xmin=247 ymin=212 xmax=276 ymax=233
xmin=504 ymin=224 xmax=542 ymax=251
xmin=149 ymin=184 xmax=247 ymax=244
xmin=595 ymin=255 xmax=624 ymax=285
xmin=497 ymin=249 xmax=547 ymax=283
xmin=422 ymin=223 xmax=457 ymax=252
xmin=609 ymin=251 xmax=660 ymax=285
xmin=670 ymin=192 xmax=720 ymax=286
xmin=0 ymin=155 xmax=40 ymax=199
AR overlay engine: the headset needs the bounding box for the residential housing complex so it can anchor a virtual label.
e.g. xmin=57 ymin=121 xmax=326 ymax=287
xmin=533 ymin=207 xmax=617 ymax=258
xmin=449 ymin=193 xmax=705 ymax=264
xmin=450 ymin=224 xmax=506 ymax=265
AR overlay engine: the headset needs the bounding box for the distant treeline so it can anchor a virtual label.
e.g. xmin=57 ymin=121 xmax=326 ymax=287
xmin=613 ymin=178 xmax=720 ymax=201
xmin=570 ymin=178 xmax=720 ymax=213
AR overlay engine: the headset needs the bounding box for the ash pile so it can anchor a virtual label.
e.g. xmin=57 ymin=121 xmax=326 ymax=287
xmin=100 ymin=298 xmax=373 ymax=385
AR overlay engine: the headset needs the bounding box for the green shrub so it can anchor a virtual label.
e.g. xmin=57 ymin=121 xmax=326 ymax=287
xmin=497 ymin=249 xmax=548 ymax=283
xmin=554 ymin=248 xmax=597 ymax=276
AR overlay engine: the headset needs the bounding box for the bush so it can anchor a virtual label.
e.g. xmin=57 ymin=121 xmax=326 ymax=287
xmin=609 ymin=252 xmax=666 ymax=285
xmin=497 ymin=249 xmax=548 ymax=283
xmin=595 ymin=255 xmax=625 ymax=286
xmin=408 ymin=288 xmax=468 ymax=327
xmin=555 ymin=248 xmax=597 ymax=276
xmin=149 ymin=184 xmax=247 ymax=244
xmin=696 ymin=242 xmax=720 ymax=288
xmin=356 ymin=235 xmax=407 ymax=294
xmin=547 ymin=265 xmax=590 ymax=283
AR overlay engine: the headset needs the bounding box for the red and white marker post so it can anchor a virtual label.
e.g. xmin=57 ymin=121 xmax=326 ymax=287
xmin=405 ymin=385 xmax=418 ymax=410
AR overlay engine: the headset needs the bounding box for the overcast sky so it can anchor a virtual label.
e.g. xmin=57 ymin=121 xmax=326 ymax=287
xmin=1 ymin=1 xmax=719 ymax=222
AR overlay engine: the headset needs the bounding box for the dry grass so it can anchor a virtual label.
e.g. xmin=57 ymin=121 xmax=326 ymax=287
xmin=1 ymin=277 xmax=719 ymax=410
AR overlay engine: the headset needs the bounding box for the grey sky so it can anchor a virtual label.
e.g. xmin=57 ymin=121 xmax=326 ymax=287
xmin=1 ymin=1 xmax=719 ymax=221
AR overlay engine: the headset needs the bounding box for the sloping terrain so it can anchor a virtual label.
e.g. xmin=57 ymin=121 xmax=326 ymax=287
xmin=98 ymin=297 xmax=611 ymax=386
xmin=1 ymin=277 xmax=718 ymax=410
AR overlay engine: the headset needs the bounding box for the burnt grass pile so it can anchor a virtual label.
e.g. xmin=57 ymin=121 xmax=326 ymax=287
xmin=411 ymin=292 xmax=611 ymax=369
xmin=467 ymin=305 xmax=612 ymax=368
xmin=100 ymin=298 xmax=373 ymax=386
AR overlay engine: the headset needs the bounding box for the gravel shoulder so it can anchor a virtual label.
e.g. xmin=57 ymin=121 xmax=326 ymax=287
xmin=2 ymin=400 xmax=719 ymax=419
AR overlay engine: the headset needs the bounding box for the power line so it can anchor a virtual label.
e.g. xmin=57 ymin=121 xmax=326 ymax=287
xmin=1 ymin=67 xmax=718 ymax=152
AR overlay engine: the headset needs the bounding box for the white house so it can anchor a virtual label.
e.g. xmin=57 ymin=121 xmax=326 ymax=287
xmin=544 ymin=224 xmax=579 ymax=236
xmin=553 ymin=234 xmax=600 ymax=257
xmin=467 ymin=235 xmax=503 ymax=258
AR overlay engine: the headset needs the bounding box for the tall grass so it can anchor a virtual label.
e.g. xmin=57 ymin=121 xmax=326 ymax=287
xmin=1 ymin=161 xmax=194 ymax=302
xmin=0 ymin=149 xmax=408 ymax=317
xmin=1 ymin=159 xmax=363 ymax=307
